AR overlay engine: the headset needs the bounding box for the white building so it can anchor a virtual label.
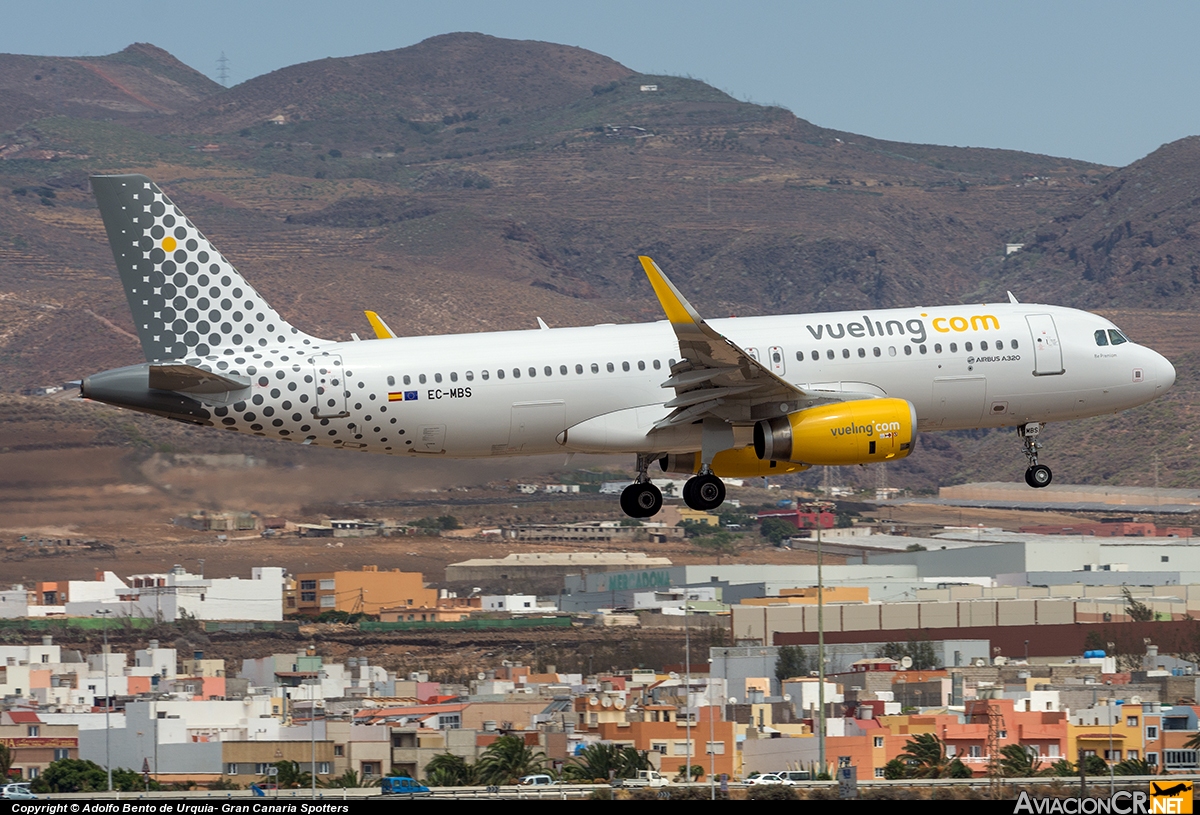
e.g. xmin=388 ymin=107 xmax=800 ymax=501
xmin=481 ymin=595 xmax=556 ymax=613
xmin=65 ymin=566 xmax=285 ymax=622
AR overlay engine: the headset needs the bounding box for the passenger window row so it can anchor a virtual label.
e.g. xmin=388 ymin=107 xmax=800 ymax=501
xmin=388 ymin=358 xmax=669 ymax=386
xmin=795 ymin=339 xmax=1019 ymax=360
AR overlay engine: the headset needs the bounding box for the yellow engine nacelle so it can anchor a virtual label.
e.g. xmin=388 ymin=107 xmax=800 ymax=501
xmin=659 ymin=446 xmax=811 ymax=478
xmin=753 ymin=398 xmax=917 ymax=465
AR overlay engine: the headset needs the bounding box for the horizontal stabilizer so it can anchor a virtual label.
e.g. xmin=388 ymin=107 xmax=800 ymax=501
xmin=148 ymin=364 xmax=250 ymax=394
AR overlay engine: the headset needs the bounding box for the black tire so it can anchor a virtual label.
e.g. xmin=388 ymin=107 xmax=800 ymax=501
xmin=685 ymin=474 xmax=726 ymax=510
xmin=1025 ymin=465 xmax=1052 ymax=488
xmin=633 ymin=482 xmax=663 ymax=517
xmin=621 ymin=482 xmax=663 ymax=518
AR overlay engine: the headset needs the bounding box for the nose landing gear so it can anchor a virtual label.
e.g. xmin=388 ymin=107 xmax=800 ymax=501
xmin=1019 ymin=423 xmax=1052 ymax=488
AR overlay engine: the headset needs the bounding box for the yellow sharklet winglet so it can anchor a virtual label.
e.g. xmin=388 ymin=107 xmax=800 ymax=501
xmin=364 ymin=310 xmax=397 ymax=339
xmin=639 ymin=256 xmax=707 ymax=327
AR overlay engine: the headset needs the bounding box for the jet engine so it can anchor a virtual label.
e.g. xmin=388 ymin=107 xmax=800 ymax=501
xmin=753 ymin=398 xmax=917 ymax=465
xmin=659 ymin=446 xmax=810 ymax=478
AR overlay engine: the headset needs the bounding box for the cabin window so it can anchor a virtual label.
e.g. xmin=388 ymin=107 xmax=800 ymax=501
xmin=652 ymin=360 xmax=662 ymax=370
xmin=903 ymin=346 xmax=911 ymax=356
xmin=964 ymin=342 xmax=973 ymax=352
xmin=826 ymin=350 xmax=835 ymax=360
xmin=387 ymin=376 xmax=395 ymax=386
xmin=772 ymin=350 xmax=782 ymax=364
xmin=812 ymin=350 xmax=820 ymax=361
xmin=919 ymin=345 xmax=927 ymax=354
xmin=796 ymin=351 xmax=804 ymax=361
xmin=560 ymin=365 xmax=568 ymax=375
xmin=638 ymin=360 xmax=645 ymax=371
xmin=403 ymin=375 xmax=411 ymax=385
xmin=949 ymin=343 xmax=958 ymax=353
xmin=980 ymin=341 xmax=988 ymax=351
xmin=607 ymin=362 xmax=615 ymax=372
xmin=934 ymin=344 xmax=943 ymax=354
xmin=995 ymin=340 xmax=1004 ymax=350
xmin=512 ymin=368 xmax=521 ymax=378
xmin=1011 ymin=339 xmax=1019 ymax=348
xmin=857 ymin=348 xmax=866 ymax=358
xmin=842 ymin=348 xmax=850 ymax=359
xmin=418 ymin=374 xmax=427 ymax=384
xmin=450 ymin=372 xmax=458 ymax=382
xmin=576 ymin=364 xmax=584 ymax=374
xmin=622 ymin=361 xmax=630 ymax=372
xmin=888 ymin=347 xmax=896 ymax=357
xmin=434 ymin=373 xmax=442 ymax=383
xmin=497 ymin=369 xmax=505 ymax=379
xmin=465 ymin=371 xmax=474 ymax=381
xmin=545 ymin=366 xmax=553 ymax=376
xmin=1108 ymin=329 xmax=1128 ymax=345
xmin=528 ymin=367 xmax=536 ymax=377
xmin=873 ymin=347 xmax=881 ymax=357
xmin=591 ymin=363 xmax=600 ymax=373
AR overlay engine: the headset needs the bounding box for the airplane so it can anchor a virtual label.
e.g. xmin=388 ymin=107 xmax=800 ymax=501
xmin=80 ymin=174 xmax=1176 ymax=518
xmin=1151 ymin=782 xmax=1192 ymax=797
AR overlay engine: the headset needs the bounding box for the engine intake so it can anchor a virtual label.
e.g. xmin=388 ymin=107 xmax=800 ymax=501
xmin=753 ymin=398 xmax=917 ymax=465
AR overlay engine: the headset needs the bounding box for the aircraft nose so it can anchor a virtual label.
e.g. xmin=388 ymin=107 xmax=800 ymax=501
xmin=1156 ymin=352 xmax=1176 ymax=390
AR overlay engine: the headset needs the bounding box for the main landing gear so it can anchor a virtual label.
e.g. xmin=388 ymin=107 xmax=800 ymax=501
xmin=621 ymin=453 xmax=664 ymax=519
xmin=1019 ymin=422 xmax=1053 ymax=488
xmin=683 ymin=472 xmax=726 ymax=511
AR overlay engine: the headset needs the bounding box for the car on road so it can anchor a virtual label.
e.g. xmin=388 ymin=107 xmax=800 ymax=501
xmin=381 ymin=776 xmax=431 ymax=797
xmin=517 ymin=774 xmax=559 ymax=786
xmin=745 ymin=773 xmax=793 ymax=786
xmin=1 ymin=783 xmax=36 ymax=799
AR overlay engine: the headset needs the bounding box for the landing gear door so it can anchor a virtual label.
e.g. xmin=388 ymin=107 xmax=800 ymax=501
xmin=1025 ymin=314 xmax=1065 ymax=376
xmin=311 ymin=354 xmax=349 ymax=418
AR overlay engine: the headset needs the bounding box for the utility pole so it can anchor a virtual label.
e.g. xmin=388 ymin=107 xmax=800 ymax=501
xmin=817 ymin=522 xmax=826 ymax=776
xmin=216 ymin=52 xmax=229 ymax=87
xmin=93 ymin=610 xmax=114 ymax=793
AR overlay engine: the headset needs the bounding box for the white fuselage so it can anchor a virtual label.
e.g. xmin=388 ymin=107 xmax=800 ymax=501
xmin=218 ymin=302 xmax=1172 ymax=459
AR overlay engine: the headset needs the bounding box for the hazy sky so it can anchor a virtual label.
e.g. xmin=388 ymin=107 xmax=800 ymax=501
xmin=4 ymin=0 xmax=1198 ymax=167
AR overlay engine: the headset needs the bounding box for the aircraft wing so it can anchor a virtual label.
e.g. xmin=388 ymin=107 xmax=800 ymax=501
xmin=640 ymin=256 xmax=870 ymax=428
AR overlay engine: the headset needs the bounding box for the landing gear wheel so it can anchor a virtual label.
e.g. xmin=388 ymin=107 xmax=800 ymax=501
xmin=1025 ymin=465 xmax=1052 ymax=489
xmin=620 ymin=482 xmax=663 ymax=518
xmin=683 ymin=474 xmax=726 ymax=511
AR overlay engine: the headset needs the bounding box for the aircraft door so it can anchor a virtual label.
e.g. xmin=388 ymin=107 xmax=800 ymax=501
xmin=1026 ymin=314 xmax=1065 ymax=376
xmin=768 ymin=346 xmax=786 ymax=376
xmin=310 ymin=354 xmax=349 ymax=418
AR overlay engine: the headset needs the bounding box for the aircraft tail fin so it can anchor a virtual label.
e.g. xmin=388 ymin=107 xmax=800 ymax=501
xmin=90 ymin=174 xmax=321 ymax=363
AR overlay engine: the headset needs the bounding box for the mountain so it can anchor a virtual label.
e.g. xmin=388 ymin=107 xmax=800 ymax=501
xmin=0 ymin=43 xmax=221 ymax=130
xmin=0 ymin=33 xmax=1194 ymax=492
xmin=985 ymin=137 xmax=1200 ymax=308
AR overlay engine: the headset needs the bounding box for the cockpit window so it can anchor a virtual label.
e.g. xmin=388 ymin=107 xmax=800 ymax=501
xmin=1108 ymin=329 xmax=1128 ymax=345
xmin=1095 ymin=330 xmax=1109 ymax=347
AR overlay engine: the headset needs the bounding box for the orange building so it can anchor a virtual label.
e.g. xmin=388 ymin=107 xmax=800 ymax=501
xmin=578 ymin=700 xmax=735 ymax=780
xmin=379 ymin=596 xmax=481 ymax=623
xmin=292 ymin=565 xmax=437 ymax=617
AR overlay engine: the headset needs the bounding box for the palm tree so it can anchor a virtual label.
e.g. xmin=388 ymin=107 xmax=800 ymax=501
xmin=422 ymin=754 xmax=476 ymax=787
xmin=272 ymin=760 xmax=311 ymax=790
xmin=999 ymin=744 xmax=1044 ymax=777
xmin=561 ymin=743 xmax=650 ymax=783
xmin=1113 ymin=757 xmax=1154 ymax=776
xmin=475 ymin=735 xmax=547 ymax=786
xmin=898 ymin=733 xmax=953 ymax=778
xmin=0 ymin=743 xmax=12 ymax=782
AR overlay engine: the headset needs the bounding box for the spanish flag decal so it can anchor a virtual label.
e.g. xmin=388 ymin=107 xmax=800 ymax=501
xmin=388 ymin=391 xmax=419 ymax=402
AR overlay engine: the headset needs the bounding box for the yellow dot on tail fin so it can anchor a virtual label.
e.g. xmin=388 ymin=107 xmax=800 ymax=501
xmin=162 ymin=236 xmax=177 ymax=252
